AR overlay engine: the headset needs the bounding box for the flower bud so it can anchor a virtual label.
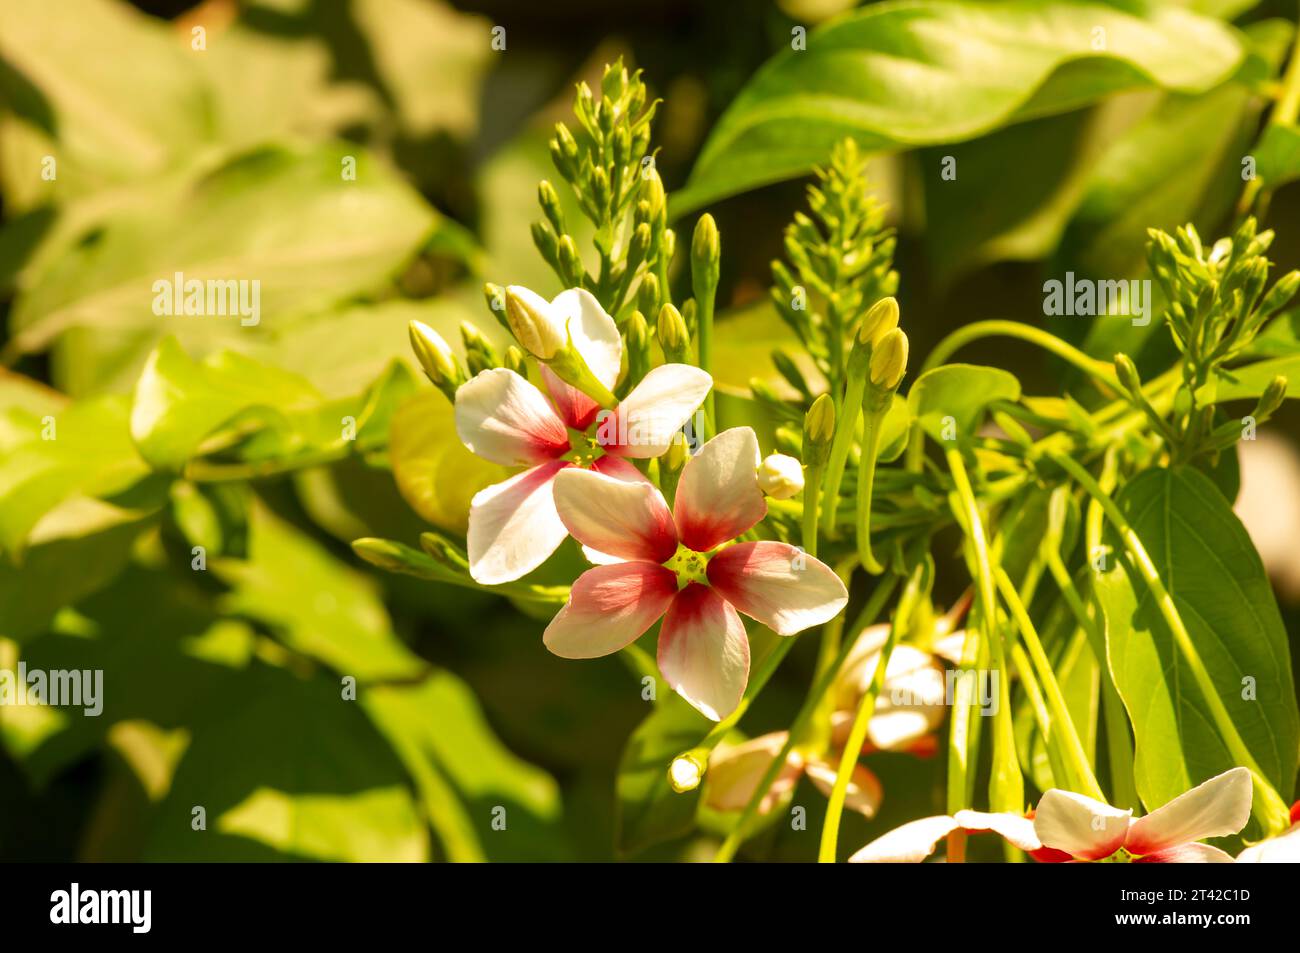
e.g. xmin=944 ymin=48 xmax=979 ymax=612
xmin=1259 ymin=269 xmax=1300 ymax=317
xmin=409 ymin=321 xmax=463 ymax=389
xmin=803 ymin=393 xmax=835 ymax=466
xmin=558 ymin=236 xmax=585 ymax=288
xmin=1254 ymin=375 xmax=1288 ymax=419
xmin=657 ymin=303 xmax=689 ymax=361
xmin=1114 ymin=352 xmax=1142 ymax=396
xmin=691 ymin=213 xmax=720 ymax=295
xmin=858 ymin=296 xmax=900 ymax=349
xmin=626 ymin=310 xmax=651 ymax=388
xmin=757 ymin=453 xmax=805 ymax=499
xmin=537 ymin=180 xmax=565 ymax=233
xmin=668 ymin=752 xmax=704 ymax=793
xmin=505 ymin=286 xmax=566 ymax=359
xmin=869 ymin=328 xmax=908 ymax=391
xmin=663 ymin=431 xmax=690 ymax=474
xmin=504 ymin=345 xmax=526 ymax=376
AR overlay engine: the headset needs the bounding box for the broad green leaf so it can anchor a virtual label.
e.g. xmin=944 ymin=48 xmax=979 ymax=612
xmin=215 ymin=503 xmax=427 ymax=682
xmin=364 ymin=672 xmax=566 ymax=862
xmin=615 ymin=692 xmax=710 ymax=856
xmin=676 ymin=0 xmax=1243 ymax=214
xmin=7 ymin=143 xmax=435 ymax=360
xmin=1213 ymin=355 xmax=1300 ymax=403
xmin=1096 ymin=467 xmax=1299 ymax=823
xmin=0 ymin=394 xmax=151 ymax=553
xmin=1252 ymin=122 xmax=1300 ymax=192
xmin=388 ymin=389 xmax=509 ymax=535
xmin=145 ymin=662 xmax=427 ymax=861
xmin=0 ymin=0 xmax=211 ymax=209
xmin=907 ymin=363 xmax=1021 ymax=443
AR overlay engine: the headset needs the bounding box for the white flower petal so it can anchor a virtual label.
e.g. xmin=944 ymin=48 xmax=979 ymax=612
xmin=657 ymin=583 xmax=749 ymax=722
xmin=1126 ymin=767 xmax=1252 ymax=856
xmin=550 ymin=288 xmax=622 ymax=391
xmin=706 ymin=541 xmax=847 ymax=636
xmin=466 ymin=460 xmax=569 ymax=584
xmin=953 ymin=809 xmax=1043 ymax=852
xmin=849 ymin=815 xmax=959 ymax=863
xmin=1236 ymin=823 xmax=1300 ymax=862
xmin=1135 ymin=843 xmax=1237 ymax=863
xmin=454 ymin=368 xmax=569 ymax=466
xmin=1032 ymin=789 xmax=1132 ymax=860
xmin=543 ymin=562 xmax=677 ymax=659
xmin=704 ymin=732 xmax=800 ymax=814
xmin=598 ymin=364 xmax=712 ymax=459
xmin=673 ymin=426 xmax=766 ymax=552
xmin=552 ymin=467 xmax=678 ymax=564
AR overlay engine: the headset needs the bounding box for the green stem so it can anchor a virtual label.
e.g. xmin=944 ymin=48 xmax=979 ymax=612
xmin=994 ymin=567 xmax=1104 ymax=801
xmin=817 ymin=562 xmax=926 ymax=862
xmin=854 ymin=407 xmax=887 ymax=573
xmin=946 ymin=449 xmax=1023 ymax=820
xmin=1049 ymin=451 xmax=1291 ymax=833
xmin=821 ymin=369 xmax=867 ymax=537
xmin=802 ymin=463 xmax=823 ymax=559
xmin=712 ymin=575 xmax=899 ymax=862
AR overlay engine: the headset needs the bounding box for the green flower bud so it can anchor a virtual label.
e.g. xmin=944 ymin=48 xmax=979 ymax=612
xmin=1254 ymin=375 xmax=1288 ymax=419
xmin=482 ymin=282 xmax=508 ymax=329
xmin=558 ymin=235 xmax=585 ymax=288
xmin=538 ymin=180 xmax=565 ymax=233
xmin=858 ymin=296 xmax=900 ymax=349
xmin=869 ymin=328 xmax=908 ymax=391
xmin=626 ymin=222 xmax=652 ymax=270
xmin=409 ymin=321 xmax=464 ymax=390
xmin=626 ymin=310 xmax=651 ymax=388
xmin=531 ymin=220 xmax=559 ymax=268
xmin=504 ymin=345 xmax=527 ymax=376
xmin=657 ymin=303 xmax=689 ymax=362
xmin=1114 ymin=353 xmax=1142 ymax=396
xmin=803 ymin=393 xmax=835 ymax=466
xmin=460 ymin=320 xmax=501 ymax=376
xmin=504 ymin=287 xmax=565 ymax=359
xmin=637 ymin=273 xmax=661 ymax=316
xmin=1259 ymin=270 xmax=1300 ymax=317
xmin=691 ymin=213 xmax=720 ymax=295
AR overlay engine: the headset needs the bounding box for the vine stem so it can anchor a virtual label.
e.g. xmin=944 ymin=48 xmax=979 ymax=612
xmin=820 ymin=367 xmax=867 ymax=537
xmin=1048 ymin=451 xmax=1291 ymax=833
xmin=854 ymin=407 xmax=887 ymax=573
xmin=817 ymin=562 xmax=926 ymax=862
xmin=711 ymin=575 xmax=899 ymax=863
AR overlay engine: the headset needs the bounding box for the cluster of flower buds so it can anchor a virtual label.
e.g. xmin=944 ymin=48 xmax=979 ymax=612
xmin=770 ymin=138 xmax=898 ymax=392
xmin=1146 ymin=217 xmax=1299 ymax=368
xmin=540 ymin=58 xmax=670 ymax=320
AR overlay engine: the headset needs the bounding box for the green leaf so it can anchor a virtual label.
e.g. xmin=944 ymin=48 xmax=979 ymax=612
xmin=7 ymin=143 xmax=435 ymax=361
xmin=1096 ymin=467 xmax=1299 ymax=822
xmin=388 ymin=389 xmax=509 ymax=536
xmin=214 ymin=503 xmax=427 ymax=683
xmin=906 ymin=363 xmax=1021 ymax=443
xmin=364 ymin=672 xmax=567 ymax=862
xmin=1213 ymin=355 xmax=1300 ymax=403
xmin=615 ymin=693 xmax=711 ymax=856
xmin=144 ymin=663 xmax=427 ymax=861
xmin=675 ymin=0 xmax=1243 ymax=214
xmin=1252 ymin=122 xmax=1300 ymax=192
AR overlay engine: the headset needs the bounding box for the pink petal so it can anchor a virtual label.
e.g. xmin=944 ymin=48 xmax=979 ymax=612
xmin=704 ymin=732 xmax=801 ymax=814
xmin=1134 ymin=843 xmax=1236 ymax=863
xmin=1126 ymin=767 xmax=1252 ymax=856
xmin=466 ymin=460 xmax=570 ymax=584
xmin=598 ymin=364 xmax=712 ymax=458
xmin=1032 ymin=789 xmax=1132 ymax=861
xmin=541 ymin=364 xmax=600 ymax=430
xmin=673 ymin=427 xmax=767 ymax=552
xmin=805 ymin=759 xmax=882 ymax=818
xmin=953 ymin=809 xmax=1043 ymax=852
xmin=455 ymin=368 xmax=569 ymax=466
xmin=707 ymin=541 xmax=847 ymax=636
xmin=657 ymin=583 xmax=750 ymax=722
xmin=543 ymin=562 xmax=677 ymax=659
xmin=552 ymin=467 xmax=678 ymax=564
xmin=849 ymin=816 xmax=960 ymax=863
xmin=590 ymin=454 xmax=651 ymax=484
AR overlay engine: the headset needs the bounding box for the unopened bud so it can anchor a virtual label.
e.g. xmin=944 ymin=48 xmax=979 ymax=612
xmin=657 ymin=303 xmax=689 ymax=360
xmin=858 ymin=297 xmax=900 ymax=348
xmin=409 ymin=321 xmax=463 ymax=389
xmin=1114 ymin=353 xmax=1142 ymax=396
xmin=1255 ymin=375 xmax=1288 ymax=419
xmin=691 ymin=214 xmax=720 ymax=294
xmin=757 ymin=453 xmax=805 ymax=500
xmin=803 ymin=393 xmax=835 ymax=466
xmin=869 ymin=328 xmax=908 ymax=391
xmin=505 ymin=286 xmax=566 ymax=359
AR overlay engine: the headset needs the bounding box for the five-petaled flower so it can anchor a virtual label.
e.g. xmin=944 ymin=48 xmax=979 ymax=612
xmin=454 ymin=286 xmax=710 ymax=584
xmin=850 ymin=767 xmax=1254 ymax=863
xmin=543 ymin=427 xmax=849 ymax=721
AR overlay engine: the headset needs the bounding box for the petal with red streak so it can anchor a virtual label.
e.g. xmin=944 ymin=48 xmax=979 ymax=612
xmin=657 ymin=583 xmax=750 ymax=722
xmin=543 ymin=561 xmax=677 ymax=659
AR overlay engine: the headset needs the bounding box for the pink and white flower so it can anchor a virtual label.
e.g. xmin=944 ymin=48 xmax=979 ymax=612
xmin=453 ymin=287 xmax=711 ymax=584
xmin=543 ymin=427 xmax=849 ymax=720
xmin=850 ymin=767 xmax=1253 ymax=863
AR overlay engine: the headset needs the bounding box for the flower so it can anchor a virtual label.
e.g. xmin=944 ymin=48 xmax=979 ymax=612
xmin=543 ymin=427 xmax=848 ymax=720
xmin=1235 ymin=800 xmax=1300 ymax=862
xmin=756 ymin=453 xmax=804 ymax=500
xmin=850 ymin=767 xmax=1253 ymax=863
xmin=454 ymin=287 xmax=711 ymax=584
